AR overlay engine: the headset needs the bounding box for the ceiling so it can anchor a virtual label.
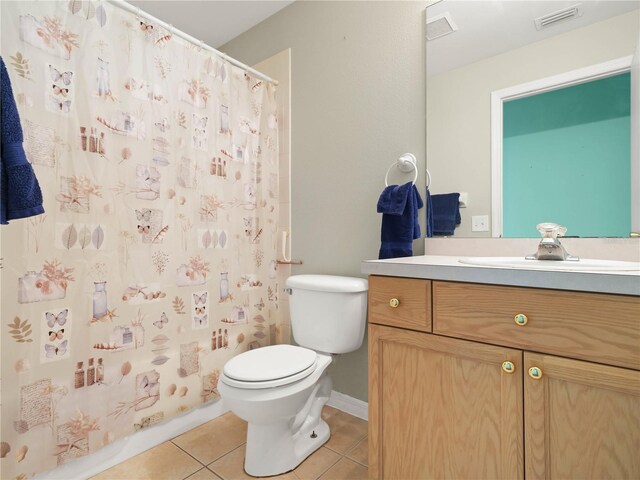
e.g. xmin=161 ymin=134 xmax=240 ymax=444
xmin=127 ymin=0 xmax=295 ymax=48
xmin=427 ymin=1 xmax=640 ymax=76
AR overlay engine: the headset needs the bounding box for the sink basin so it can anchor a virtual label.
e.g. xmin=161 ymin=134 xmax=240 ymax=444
xmin=458 ymin=257 xmax=640 ymax=272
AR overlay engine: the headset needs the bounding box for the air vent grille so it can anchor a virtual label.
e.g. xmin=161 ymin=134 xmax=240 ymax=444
xmin=426 ymin=12 xmax=458 ymax=41
xmin=535 ymin=3 xmax=583 ymax=30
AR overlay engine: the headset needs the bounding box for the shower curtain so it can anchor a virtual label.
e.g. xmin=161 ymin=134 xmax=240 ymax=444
xmin=0 ymin=2 xmax=281 ymax=477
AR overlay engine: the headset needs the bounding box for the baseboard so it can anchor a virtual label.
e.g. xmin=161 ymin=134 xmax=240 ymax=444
xmin=327 ymin=390 xmax=368 ymax=421
xmin=34 ymin=400 xmax=229 ymax=480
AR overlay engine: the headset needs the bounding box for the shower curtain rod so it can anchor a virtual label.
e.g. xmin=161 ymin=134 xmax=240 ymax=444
xmin=106 ymin=0 xmax=279 ymax=85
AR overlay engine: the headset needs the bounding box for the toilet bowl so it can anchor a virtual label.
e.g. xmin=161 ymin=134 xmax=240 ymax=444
xmin=218 ymin=275 xmax=368 ymax=477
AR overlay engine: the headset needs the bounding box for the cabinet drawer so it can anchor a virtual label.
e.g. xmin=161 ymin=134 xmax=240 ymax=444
xmin=368 ymin=276 xmax=431 ymax=332
xmin=433 ymin=281 xmax=640 ymax=370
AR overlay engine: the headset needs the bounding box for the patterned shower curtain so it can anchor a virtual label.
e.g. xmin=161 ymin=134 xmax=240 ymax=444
xmin=0 ymin=1 xmax=281 ymax=477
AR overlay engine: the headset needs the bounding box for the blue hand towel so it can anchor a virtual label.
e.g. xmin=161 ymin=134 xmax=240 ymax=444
xmin=430 ymin=193 xmax=461 ymax=236
xmin=1 ymin=56 xmax=45 ymax=225
xmin=425 ymin=188 xmax=434 ymax=238
xmin=377 ymin=181 xmax=423 ymax=259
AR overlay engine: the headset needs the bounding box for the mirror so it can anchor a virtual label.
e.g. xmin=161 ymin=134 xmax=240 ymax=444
xmin=426 ymin=1 xmax=639 ymax=237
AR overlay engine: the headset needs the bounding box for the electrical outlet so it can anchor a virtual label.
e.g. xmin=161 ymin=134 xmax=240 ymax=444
xmin=472 ymin=215 xmax=489 ymax=232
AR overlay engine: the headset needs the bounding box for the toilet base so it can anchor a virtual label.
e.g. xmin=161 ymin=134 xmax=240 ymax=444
xmin=244 ymin=418 xmax=330 ymax=477
xmin=243 ymin=372 xmax=333 ymax=477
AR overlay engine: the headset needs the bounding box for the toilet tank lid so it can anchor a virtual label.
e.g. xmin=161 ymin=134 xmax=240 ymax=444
xmin=286 ymin=275 xmax=368 ymax=293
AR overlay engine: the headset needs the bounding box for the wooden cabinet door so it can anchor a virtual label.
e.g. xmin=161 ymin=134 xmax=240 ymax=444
xmin=369 ymin=324 xmax=523 ymax=480
xmin=524 ymin=353 xmax=640 ymax=479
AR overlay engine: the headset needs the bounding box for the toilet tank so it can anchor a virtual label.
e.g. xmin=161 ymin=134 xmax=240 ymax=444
xmin=286 ymin=275 xmax=368 ymax=354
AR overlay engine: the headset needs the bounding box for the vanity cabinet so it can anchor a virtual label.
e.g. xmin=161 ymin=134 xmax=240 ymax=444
xmin=368 ymin=275 xmax=640 ymax=480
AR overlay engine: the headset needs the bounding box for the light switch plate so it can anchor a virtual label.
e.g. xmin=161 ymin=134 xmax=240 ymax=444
xmin=472 ymin=215 xmax=489 ymax=232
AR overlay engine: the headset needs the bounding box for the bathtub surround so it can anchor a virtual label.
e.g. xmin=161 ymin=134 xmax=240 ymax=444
xmin=0 ymin=2 xmax=281 ymax=478
xmin=223 ymin=0 xmax=428 ymax=403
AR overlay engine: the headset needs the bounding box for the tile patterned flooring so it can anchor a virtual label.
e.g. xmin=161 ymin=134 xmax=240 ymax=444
xmin=92 ymin=407 xmax=368 ymax=480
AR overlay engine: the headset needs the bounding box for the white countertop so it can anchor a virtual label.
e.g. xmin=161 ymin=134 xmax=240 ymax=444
xmin=361 ymin=255 xmax=640 ymax=296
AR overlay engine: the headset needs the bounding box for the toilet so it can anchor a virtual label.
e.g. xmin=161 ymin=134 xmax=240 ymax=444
xmin=218 ymin=274 xmax=368 ymax=477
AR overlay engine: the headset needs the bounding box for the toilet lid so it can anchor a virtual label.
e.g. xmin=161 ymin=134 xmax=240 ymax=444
xmin=223 ymin=344 xmax=317 ymax=383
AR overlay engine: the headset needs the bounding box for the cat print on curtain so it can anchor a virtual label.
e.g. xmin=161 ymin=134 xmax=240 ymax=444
xmin=0 ymin=1 xmax=281 ymax=478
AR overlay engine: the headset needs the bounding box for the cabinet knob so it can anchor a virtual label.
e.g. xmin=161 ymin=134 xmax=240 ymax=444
xmin=528 ymin=366 xmax=543 ymax=380
xmin=501 ymin=361 xmax=515 ymax=374
xmin=514 ymin=313 xmax=528 ymax=326
xmin=389 ymin=298 xmax=400 ymax=308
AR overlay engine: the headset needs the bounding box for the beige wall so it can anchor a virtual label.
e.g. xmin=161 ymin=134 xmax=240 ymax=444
xmin=427 ymin=11 xmax=639 ymax=237
xmin=223 ymin=1 xmax=428 ymax=401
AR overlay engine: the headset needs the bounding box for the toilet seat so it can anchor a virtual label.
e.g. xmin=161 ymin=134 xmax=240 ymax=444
xmin=222 ymin=344 xmax=318 ymax=389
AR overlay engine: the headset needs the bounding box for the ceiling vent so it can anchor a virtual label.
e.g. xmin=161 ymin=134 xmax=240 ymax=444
xmin=426 ymin=12 xmax=458 ymax=41
xmin=535 ymin=3 xmax=583 ymax=30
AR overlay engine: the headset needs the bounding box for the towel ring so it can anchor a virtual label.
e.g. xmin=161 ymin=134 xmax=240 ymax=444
xmin=425 ymin=168 xmax=431 ymax=189
xmin=385 ymin=153 xmax=418 ymax=187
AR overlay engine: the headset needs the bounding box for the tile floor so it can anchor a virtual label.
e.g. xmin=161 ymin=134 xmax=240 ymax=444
xmin=92 ymin=407 xmax=368 ymax=480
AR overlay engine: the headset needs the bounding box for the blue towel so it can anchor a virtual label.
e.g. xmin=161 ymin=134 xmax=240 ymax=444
xmin=425 ymin=188 xmax=434 ymax=238
xmin=1 ymin=56 xmax=44 ymax=225
xmin=430 ymin=193 xmax=461 ymax=236
xmin=377 ymin=181 xmax=423 ymax=259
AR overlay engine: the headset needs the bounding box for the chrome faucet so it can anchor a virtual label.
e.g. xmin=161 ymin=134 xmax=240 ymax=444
xmin=526 ymin=223 xmax=579 ymax=261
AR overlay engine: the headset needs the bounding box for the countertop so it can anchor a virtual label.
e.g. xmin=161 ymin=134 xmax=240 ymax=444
xmin=361 ymin=255 xmax=640 ymax=296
